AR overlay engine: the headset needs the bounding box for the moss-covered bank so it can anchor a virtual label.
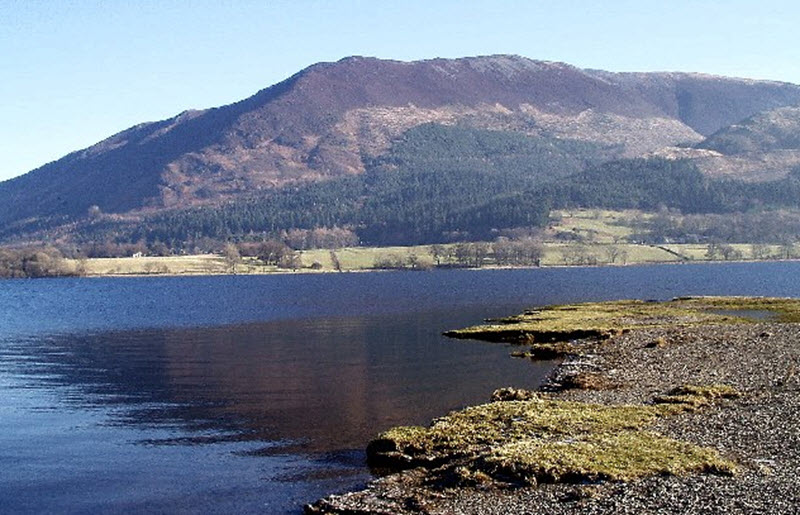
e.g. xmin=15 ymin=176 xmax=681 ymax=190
xmin=367 ymin=385 xmax=739 ymax=486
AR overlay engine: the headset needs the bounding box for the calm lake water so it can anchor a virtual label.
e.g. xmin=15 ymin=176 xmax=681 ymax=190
xmin=3 ymin=262 xmax=800 ymax=513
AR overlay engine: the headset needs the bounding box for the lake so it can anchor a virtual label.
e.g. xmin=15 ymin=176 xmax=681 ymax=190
xmin=3 ymin=262 xmax=800 ymax=513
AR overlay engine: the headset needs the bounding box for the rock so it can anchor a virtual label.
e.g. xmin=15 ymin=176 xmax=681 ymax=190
xmin=490 ymin=387 xmax=540 ymax=402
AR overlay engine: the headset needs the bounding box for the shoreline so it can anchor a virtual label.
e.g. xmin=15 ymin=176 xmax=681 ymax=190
xmin=51 ymin=254 xmax=800 ymax=280
xmin=307 ymin=297 xmax=800 ymax=514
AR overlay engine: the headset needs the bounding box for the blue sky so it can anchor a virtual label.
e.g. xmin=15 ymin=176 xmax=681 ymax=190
xmin=1 ymin=0 xmax=799 ymax=182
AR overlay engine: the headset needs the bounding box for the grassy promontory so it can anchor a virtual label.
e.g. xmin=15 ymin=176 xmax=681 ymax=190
xmin=308 ymin=297 xmax=800 ymax=514
xmin=366 ymin=389 xmax=738 ymax=485
xmin=444 ymin=296 xmax=800 ymax=348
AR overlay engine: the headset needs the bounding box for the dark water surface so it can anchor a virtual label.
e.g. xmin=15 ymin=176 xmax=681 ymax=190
xmin=3 ymin=262 xmax=800 ymax=513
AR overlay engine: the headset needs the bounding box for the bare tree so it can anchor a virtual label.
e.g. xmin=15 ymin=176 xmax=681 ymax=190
xmin=750 ymin=243 xmax=770 ymax=261
xmin=705 ymin=242 xmax=720 ymax=260
xmin=430 ymin=244 xmax=445 ymax=266
xmin=718 ymin=244 xmax=742 ymax=261
xmin=517 ymin=238 xmax=543 ymax=266
xmin=278 ymin=252 xmax=301 ymax=270
xmin=330 ymin=250 xmax=342 ymax=272
xmin=605 ymin=245 xmax=624 ymax=264
xmin=779 ymin=240 xmax=797 ymax=260
xmin=223 ymin=243 xmax=240 ymax=274
xmin=472 ymin=243 xmax=490 ymax=268
xmin=285 ymin=229 xmax=309 ymax=250
xmin=492 ymin=238 xmax=513 ymax=266
xmin=454 ymin=243 xmax=472 ymax=267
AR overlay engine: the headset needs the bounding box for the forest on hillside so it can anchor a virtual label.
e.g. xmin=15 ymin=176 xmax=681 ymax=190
xmin=72 ymin=124 xmax=606 ymax=249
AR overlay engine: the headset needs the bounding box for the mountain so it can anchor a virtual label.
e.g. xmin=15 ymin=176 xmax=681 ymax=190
xmin=3 ymin=55 xmax=800 ymax=245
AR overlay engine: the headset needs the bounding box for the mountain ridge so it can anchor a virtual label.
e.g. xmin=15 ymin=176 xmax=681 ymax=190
xmin=3 ymin=54 xmax=800 ymax=240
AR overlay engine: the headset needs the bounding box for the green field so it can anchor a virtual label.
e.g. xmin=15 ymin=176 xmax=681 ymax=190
xmin=72 ymin=254 xmax=295 ymax=276
xmin=69 ymin=209 xmax=796 ymax=276
xmin=549 ymin=209 xmax=644 ymax=243
xmin=300 ymin=246 xmax=436 ymax=270
xmin=71 ymin=242 xmax=773 ymax=277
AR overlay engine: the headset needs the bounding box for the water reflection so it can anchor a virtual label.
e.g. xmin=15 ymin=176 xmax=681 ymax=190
xmin=8 ymin=311 xmax=549 ymax=454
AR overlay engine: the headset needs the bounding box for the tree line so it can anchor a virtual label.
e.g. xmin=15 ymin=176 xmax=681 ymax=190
xmin=373 ymin=238 xmax=545 ymax=270
xmin=632 ymin=208 xmax=800 ymax=244
xmin=0 ymin=247 xmax=79 ymax=278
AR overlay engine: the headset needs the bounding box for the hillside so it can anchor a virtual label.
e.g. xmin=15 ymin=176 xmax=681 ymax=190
xmin=698 ymin=106 xmax=800 ymax=155
xmin=642 ymin=106 xmax=800 ymax=183
xmin=3 ymin=54 xmax=800 ymax=242
xmin=53 ymin=125 xmax=603 ymax=247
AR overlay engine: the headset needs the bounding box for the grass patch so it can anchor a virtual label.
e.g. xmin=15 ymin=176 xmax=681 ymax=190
xmin=549 ymin=209 xmax=640 ymax=244
xmin=654 ymin=384 xmax=742 ymax=410
xmin=71 ymin=255 xmax=288 ymax=276
xmin=677 ymin=296 xmax=800 ymax=323
xmin=368 ymin=385 xmax=738 ymax=485
xmin=300 ymin=246 xmax=434 ymax=270
xmin=73 ymin=255 xmax=230 ymax=275
xmin=485 ymin=431 xmax=733 ymax=483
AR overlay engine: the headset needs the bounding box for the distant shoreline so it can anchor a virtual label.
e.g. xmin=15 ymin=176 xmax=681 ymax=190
xmin=65 ymin=252 xmax=800 ymax=279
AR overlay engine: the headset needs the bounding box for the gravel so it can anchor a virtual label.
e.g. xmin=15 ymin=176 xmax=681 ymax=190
xmin=307 ymin=322 xmax=800 ymax=514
